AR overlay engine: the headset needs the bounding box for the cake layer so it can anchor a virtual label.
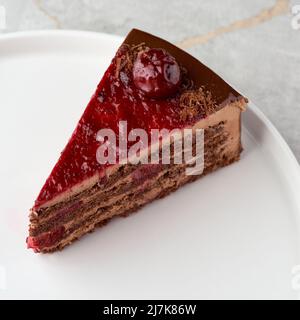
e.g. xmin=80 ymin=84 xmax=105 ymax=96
xmin=28 ymin=29 xmax=247 ymax=253
xmin=28 ymin=104 xmax=242 ymax=252
xmin=30 ymin=104 xmax=237 ymax=227
xmin=33 ymin=150 xmax=240 ymax=253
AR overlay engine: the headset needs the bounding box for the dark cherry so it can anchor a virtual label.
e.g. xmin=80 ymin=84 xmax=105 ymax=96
xmin=133 ymin=48 xmax=181 ymax=98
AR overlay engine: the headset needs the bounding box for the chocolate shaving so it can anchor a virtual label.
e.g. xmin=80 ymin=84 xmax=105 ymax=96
xmin=114 ymin=57 xmax=122 ymax=78
xmin=115 ymin=43 xmax=146 ymax=78
xmin=179 ymin=87 xmax=218 ymax=121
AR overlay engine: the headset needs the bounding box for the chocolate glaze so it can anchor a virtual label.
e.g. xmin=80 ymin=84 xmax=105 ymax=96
xmin=124 ymin=29 xmax=245 ymax=106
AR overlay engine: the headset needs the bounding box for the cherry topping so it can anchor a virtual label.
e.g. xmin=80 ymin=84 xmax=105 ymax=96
xmin=133 ymin=48 xmax=181 ymax=98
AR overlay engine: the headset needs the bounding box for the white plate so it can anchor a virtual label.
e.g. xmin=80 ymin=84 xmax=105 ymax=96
xmin=0 ymin=30 xmax=300 ymax=300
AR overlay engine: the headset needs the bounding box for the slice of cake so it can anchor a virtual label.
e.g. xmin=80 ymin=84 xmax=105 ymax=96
xmin=27 ymin=29 xmax=247 ymax=253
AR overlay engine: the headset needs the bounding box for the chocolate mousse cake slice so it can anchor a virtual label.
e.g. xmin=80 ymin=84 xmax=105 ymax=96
xmin=27 ymin=29 xmax=247 ymax=253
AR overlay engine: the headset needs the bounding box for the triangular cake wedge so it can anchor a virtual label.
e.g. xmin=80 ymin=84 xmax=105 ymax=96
xmin=27 ymin=29 xmax=247 ymax=253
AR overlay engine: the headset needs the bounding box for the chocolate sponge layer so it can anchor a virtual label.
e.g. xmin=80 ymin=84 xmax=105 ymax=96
xmin=28 ymin=109 xmax=243 ymax=253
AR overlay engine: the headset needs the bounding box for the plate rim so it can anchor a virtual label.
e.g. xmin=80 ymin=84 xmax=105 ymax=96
xmin=1 ymin=29 xmax=300 ymax=299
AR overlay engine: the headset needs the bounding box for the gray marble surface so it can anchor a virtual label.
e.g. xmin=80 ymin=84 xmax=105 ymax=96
xmin=1 ymin=0 xmax=299 ymax=162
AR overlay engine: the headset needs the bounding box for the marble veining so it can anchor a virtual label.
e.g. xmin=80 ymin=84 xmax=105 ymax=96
xmin=177 ymin=0 xmax=289 ymax=48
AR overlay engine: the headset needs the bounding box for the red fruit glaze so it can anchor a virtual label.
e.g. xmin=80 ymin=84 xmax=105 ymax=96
xmin=27 ymin=226 xmax=65 ymax=252
xmin=133 ymin=48 xmax=181 ymax=98
xmin=34 ymin=45 xmax=198 ymax=208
